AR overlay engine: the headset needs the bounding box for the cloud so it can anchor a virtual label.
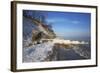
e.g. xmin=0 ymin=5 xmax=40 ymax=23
xmin=46 ymin=18 xmax=69 ymax=23
xmin=46 ymin=18 xmax=80 ymax=25
xmin=71 ymin=20 xmax=80 ymax=24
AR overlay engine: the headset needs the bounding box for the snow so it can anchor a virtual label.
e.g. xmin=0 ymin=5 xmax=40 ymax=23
xmin=42 ymin=38 xmax=88 ymax=44
xmin=23 ymin=16 xmax=37 ymax=40
xmin=23 ymin=41 xmax=54 ymax=62
xmin=73 ymin=44 xmax=90 ymax=59
xmin=23 ymin=37 xmax=89 ymax=62
xmin=38 ymin=25 xmax=49 ymax=35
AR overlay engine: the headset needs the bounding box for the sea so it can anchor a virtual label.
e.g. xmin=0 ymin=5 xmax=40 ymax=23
xmin=54 ymin=37 xmax=91 ymax=61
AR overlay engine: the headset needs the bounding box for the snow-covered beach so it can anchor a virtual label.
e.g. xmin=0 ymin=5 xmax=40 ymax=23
xmin=23 ymin=38 xmax=90 ymax=62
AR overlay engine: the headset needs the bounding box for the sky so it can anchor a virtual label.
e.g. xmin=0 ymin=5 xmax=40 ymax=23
xmin=24 ymin=10 xmax=91 ymax=40
xmin=45 ymin=11 xmax=91 ymax=40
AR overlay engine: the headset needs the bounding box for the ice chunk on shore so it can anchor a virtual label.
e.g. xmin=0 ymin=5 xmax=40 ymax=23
xmin=23 ymin=42 xmax=54 ymax=62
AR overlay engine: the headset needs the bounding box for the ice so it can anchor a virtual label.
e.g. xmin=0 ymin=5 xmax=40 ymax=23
xmin=72 ymin=44 xmax=91 ymax=59
xmin=23 ymin=41 xmax=54 ymax=62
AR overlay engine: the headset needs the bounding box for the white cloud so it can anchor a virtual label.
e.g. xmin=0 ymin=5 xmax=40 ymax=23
xmin=71 ymin=20 xmax=80 ymax=24
xmin=46 ymin=18 xmax=69 ymax=23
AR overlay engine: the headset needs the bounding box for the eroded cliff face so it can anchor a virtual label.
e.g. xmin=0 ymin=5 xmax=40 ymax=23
xmin=23 ymin=15 xmax=56 ymax=47
xmin=23 ymin=15 xmax=57 ymax=62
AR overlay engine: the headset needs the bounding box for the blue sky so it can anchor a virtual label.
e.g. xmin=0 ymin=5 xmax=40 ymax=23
xmin=45 ymin=11 xmax=91 ymax=39
xmin=24 ymin=10 xmax=91 ymax=40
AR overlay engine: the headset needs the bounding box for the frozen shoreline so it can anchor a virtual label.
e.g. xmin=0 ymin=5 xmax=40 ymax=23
xmin=23 ymin=39 xmax=90 ymax=62
xmin=23 ymin=41 xmax=54 ymax=62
